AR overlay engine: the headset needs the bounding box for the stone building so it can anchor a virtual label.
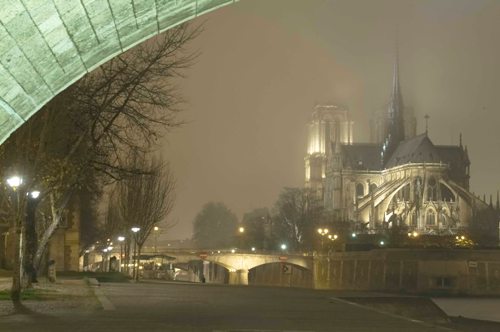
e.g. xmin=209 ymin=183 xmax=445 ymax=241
xmin=305 ymin=59 xmax=492 ymax=235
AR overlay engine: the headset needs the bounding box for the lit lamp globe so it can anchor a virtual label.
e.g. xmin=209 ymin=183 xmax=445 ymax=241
xmin=131 ymin=227 xmax=140 ymax=233
xmin=30 ymin=190 xmax=41 ymax=199
xmin=7 ymin=176 xmax=23 ymax=189
xmin=117 ymin=236 xmax=125 ymax=242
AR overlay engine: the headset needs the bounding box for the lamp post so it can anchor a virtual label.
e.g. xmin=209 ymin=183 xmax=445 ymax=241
xmin=117 ymin=236 xmax=125 ymax=272
xmin=7 ymin=176 xmax=24 ymax=303
xmin=317 ymin=228 xmax=329 ymax=252
xmin=238 ymin=226 xmax=245 ymax=249
xmin=25 ymin=190 xmax=41 ymax=285
xmin=131 ymin=227 xmax=140 ymax=281
xmin=153 ymin=226 xmax=159 ymax=253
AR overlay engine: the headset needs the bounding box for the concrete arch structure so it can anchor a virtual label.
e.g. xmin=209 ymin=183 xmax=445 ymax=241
xmin=0 ymin=0 xmax=239 ymax=145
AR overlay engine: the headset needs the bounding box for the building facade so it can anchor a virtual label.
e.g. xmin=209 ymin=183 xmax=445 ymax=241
xmin=306 ymin=60 xmax=492 ymax=235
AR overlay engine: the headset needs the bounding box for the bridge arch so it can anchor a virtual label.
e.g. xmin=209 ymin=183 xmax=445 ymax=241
xmin=0 ymin=0 xmax=239 ymax=145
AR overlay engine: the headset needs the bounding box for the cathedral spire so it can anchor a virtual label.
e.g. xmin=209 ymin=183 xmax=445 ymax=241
xmin=381 ymin=44 xmax=405 ymax=166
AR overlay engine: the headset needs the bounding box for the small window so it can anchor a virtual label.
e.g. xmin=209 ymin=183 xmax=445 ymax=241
xmin=435 ymin=277 xmax=455 ymax=288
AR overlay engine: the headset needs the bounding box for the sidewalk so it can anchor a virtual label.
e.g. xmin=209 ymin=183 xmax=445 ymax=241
xmin=0 ymin=275 xmax=100 ymax=317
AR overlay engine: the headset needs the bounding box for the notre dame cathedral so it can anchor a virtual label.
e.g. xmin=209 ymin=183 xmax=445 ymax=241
xmin=304 ymin=59 xmax=497 ymax=236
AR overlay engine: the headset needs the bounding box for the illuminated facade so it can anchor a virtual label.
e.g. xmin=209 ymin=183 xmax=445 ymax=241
xmin=305 ymin=105 xmax=353 ymax=197
xmin=307 ymin=60 xmax=494 ymax=236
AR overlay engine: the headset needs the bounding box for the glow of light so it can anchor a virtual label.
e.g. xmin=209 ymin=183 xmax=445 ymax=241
xmin=251 ymin=247 xmax=256 ymax=252
xmin=103 ymin=249 xmax=108 ymax=252
xmin=131 ymin=227 xmax=140 ymax=233
xmin=379 ymin=241 xmax=385 ymax=246
xmin=351 ymin=233 xmax=357 ymax=238
xmin=7 ymin=176 xmax=23 ymax=189
xmin=280 ymin=244 xmax=287 ymax=250
xmin=333 ymin=235 xmax=338 ymax=240
xmin=107 ymin=246 xmax=113 ymax=251
xmin=461 ymin=236 xmax=465 ymax=240
xmin=412 ymin=232 xmax=418 ymax=237
xmin=231 ymin=249 xmax=236 ymax=253
xmin=118 ymin=236 xmax=125 ymax=242
xmin=154 ymin=226 xmax=159 ymax=231
xmin=30 ymin=191 xmax=40 ymax=199
xmin=139 ymin=266 xmax=143 ymax=270
xmin=238 ymin=227 xmax=245 ymax=233
xmin=317 ymin=228 xmax=329 ymax=235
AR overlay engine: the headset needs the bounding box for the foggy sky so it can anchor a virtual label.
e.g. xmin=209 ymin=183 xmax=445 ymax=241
xmin=160 ymin=0 xmax=500 ymax=240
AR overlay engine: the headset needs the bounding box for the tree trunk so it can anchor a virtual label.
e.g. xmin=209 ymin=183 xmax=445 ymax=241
xmin=34 ymin=192 xmax=72 ymax=271
xmin=11 ymin=226 xmax=22 ymax=305
xmin=135 ymin=245 xmax=142 ymax=281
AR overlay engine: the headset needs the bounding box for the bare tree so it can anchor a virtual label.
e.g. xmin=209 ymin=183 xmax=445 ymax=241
xmin=113 ymin=155 xmax=176 ymax=280
xmin=0 ymin=23 xmax=199 ymax=303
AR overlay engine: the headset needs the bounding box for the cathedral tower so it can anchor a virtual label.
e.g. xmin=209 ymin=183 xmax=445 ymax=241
xmin=305 ymin=104 xmax=353 ymax=197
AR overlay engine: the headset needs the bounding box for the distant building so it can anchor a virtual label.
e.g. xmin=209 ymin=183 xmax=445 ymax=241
xmin=305 ymin=58 xmax=494 ymax=236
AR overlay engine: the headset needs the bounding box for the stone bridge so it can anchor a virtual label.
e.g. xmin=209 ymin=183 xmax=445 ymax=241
xmin=142 ymin=249 xmax=314 ymax=285
xmin=0 ymin=0 xmax=239 ymax=144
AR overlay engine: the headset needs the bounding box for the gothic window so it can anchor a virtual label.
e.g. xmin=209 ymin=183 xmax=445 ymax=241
xmin=356 ymin=183 xmax=364 ymax=197
xmin=427 ymin=177 xmax=437 ymax=201
xmin=370 ymin=183 xmax=377 ymax=193
xmin=410 ymin=211 xmax=418 ymax=226
xmin=414 ymin=176 xmax=423 ymax=200
xmin=426 ymin=210 xmax=436 ymax=226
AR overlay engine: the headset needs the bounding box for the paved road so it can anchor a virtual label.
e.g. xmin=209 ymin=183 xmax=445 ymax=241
xmin=2 ymin=282 xmax=452 ymax=332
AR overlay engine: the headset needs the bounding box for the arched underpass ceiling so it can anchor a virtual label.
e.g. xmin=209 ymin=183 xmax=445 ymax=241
xmin=0 ymin=0 xmax=239 ymax=145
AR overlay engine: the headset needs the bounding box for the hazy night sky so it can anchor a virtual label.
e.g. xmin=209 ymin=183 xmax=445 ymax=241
xmin=159 ymin=0 xmax=500 ymax=240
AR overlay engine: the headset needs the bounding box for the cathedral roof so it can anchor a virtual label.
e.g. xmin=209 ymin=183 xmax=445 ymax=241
xmin=384 ymin=133 xmax=467 ymax=169
xmin=385 ymin=133 xmax=439 ymax=168
xmin=341 ymin=143 xmax=383 ymax=171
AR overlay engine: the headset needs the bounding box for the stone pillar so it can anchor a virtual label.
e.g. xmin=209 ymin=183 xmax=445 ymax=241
xmin=202 ymin=261 xmax=210 ymax=283
xmin=228 ymin=269 xmax=248 ymax=285
xmin=313 ymin=256 xmax=330 ymax=289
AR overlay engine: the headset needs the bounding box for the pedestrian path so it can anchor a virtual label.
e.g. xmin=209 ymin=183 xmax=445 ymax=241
xmin=433 ymin=297 xmax=500 ymax=323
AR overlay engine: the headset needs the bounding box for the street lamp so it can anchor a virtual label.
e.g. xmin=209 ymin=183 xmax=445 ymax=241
xmin=131 ymin=227 xmax=140 ymax=281
xmin=6 ymin=175 xmax=25 ymax=301
xmin=317 ymin=228 xmax=329 ymax=252
xmin=153 ymin=226 xmax=159 ymax=253
xmin=25 ymin=190 xmax=41 ymax=284
xmin=7 ymin=176 xmax=23 ymax=190
xmin=117 ymin=236 xmax=125 ymax=272
xmin=237 ymin=226 xmax=245 ymax=249
xmin=280 ymin=244 xmax=287 ymax=251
